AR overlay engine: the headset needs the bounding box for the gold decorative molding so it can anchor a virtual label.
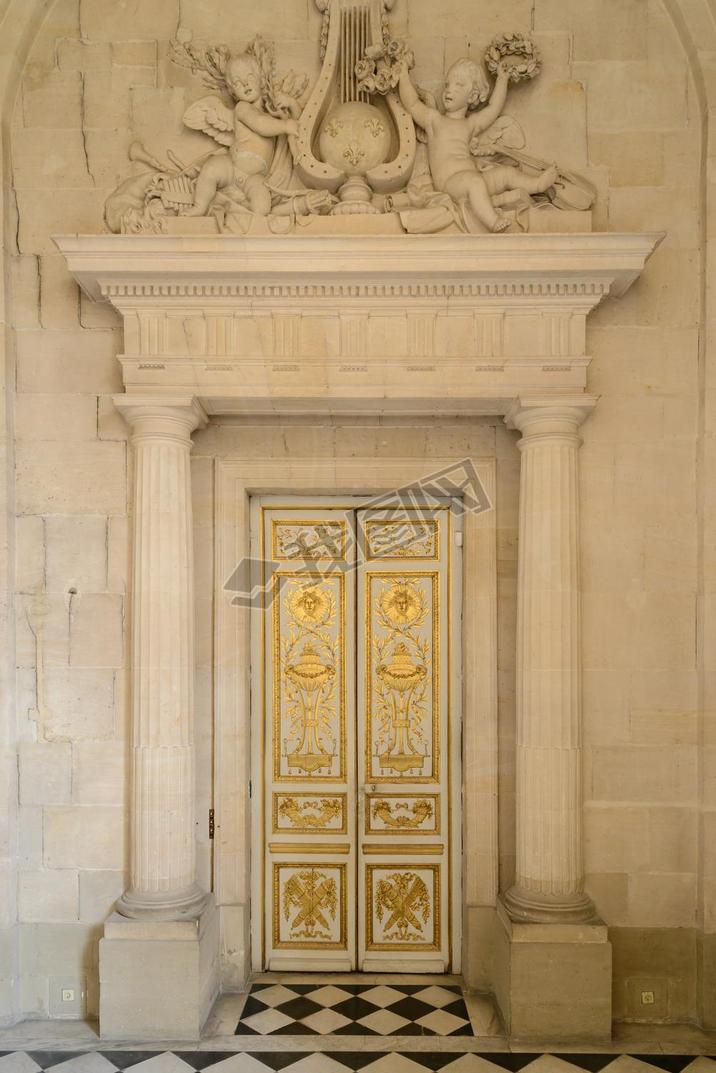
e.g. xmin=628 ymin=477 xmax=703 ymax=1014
xmin=362 ymin=844 xmax=444 ymax=855
xmin=270 ymin=842 xmax=351 ymax=854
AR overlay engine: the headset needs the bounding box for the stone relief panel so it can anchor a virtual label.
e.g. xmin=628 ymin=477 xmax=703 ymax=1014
xmin=104 ymin=0 xmax=596 ymax=237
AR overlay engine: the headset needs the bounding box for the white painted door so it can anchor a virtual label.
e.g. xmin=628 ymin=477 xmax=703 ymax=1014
xmin=256 ymin=499 xmax=455 ymax=972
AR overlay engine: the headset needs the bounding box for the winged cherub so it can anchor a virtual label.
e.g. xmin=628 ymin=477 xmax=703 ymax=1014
xmin=398 ymin=56 xmax=557 ymax=232
xmin=172 ymin=37 xmax=307 ymax=218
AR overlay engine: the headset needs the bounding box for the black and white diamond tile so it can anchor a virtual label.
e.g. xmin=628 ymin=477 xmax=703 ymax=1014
xmin=235 ymin=983 xmax=474 ymax=1036
xmin=0 ymin=1052 xmax=715 ymax=1073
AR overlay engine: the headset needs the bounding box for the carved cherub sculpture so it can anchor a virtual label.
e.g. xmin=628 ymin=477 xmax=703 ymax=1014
xmin=172 ymin=36 xmax=308 ymax=218
xmin=398 ymin=56 xmax=557 ymax=232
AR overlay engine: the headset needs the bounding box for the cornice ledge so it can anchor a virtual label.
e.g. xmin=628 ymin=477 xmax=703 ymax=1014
xmin=54 ymin=232 xmax=664 ymax=304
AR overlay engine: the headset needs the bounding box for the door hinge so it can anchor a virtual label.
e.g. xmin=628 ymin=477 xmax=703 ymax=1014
xmin=209 ymin=808 xmax=215 ymax=840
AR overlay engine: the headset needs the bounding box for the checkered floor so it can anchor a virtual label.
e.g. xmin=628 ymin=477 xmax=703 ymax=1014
xmin=234 ymin=982 xmax=473 ymax=1036
xmin=0 ymin=1052 xmax=714 ymax=1072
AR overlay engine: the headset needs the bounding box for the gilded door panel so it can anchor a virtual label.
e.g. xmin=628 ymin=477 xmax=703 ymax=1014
xmin=365 ymin=793 xmax=440 ymax=835
xmin=356 ymin=507 xmax=451 ymax=971
xmin=263 ymin=507 xmax=356 ymax=970
xmin=366 ymin=864 xmax=441 ymax=950
xmin=273 ymin=862 xmax=348 ymax=950
xmin=365 ymin=572 xmax=439 ymax=783
xmin=364 ymin=519 xmax=439 ymax=561
xmin=273 ymin=793 xmax=348 ymax=834
xmin=272 ymin=572 xmax=346 ymax=782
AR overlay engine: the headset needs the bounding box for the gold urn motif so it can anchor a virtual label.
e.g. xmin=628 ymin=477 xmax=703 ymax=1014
xmin=376 ymin=642 xmax=426 ymax=774
xmin=286 ymin=643 xmax=335 ymax=773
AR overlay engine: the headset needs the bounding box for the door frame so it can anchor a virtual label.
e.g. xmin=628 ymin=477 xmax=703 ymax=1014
xmin=214 ymin=457 xmax=497 ymax=985
xmin=250 ymin=496 xmax=459 ymax=973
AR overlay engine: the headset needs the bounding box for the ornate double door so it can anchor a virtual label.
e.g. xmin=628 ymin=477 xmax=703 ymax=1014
xmin=254 ymin=498 xmax=459 ymax=972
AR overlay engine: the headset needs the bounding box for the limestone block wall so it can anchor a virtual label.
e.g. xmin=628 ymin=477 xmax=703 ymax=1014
xmin=1 ymin=0 xmax=710 ymax=1028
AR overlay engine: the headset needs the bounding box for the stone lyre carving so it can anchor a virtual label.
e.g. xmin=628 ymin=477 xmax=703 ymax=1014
xmin=294 ymin=0 xmax=416 ymax=214
xmin=103 ymin=9 xmax=596 ymax=235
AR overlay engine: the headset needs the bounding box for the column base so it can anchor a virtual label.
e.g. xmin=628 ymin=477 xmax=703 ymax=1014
xmin=503 ymin=883 xmax=597 ymax=924
xmin=99 ymin=894 xmax=219 ymax=1040
xmin=116 ymin=882 xmax=209 ymax=922
xmin=493 ymin=899 xmax=612 ymax=1043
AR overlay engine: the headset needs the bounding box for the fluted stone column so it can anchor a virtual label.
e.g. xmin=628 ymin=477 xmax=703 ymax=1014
xmin=504 ymin=394 xmax=598 ymax=925
xmin=114 ymin=395 xmax=208 ymax=921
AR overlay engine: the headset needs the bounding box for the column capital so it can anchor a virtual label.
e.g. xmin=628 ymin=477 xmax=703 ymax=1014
xmin=112 ymin=394 xmax=208 ymax=445
xmin=505 ymin=393 xmax=599 ymax=443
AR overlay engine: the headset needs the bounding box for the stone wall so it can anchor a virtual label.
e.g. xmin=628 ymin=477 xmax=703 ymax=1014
xmin=1 ymin=0 xmax=709 ymax=1027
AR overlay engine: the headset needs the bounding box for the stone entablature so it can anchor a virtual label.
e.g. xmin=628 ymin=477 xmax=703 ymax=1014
xmin=55 ymin=233 xmax=660 ymax=415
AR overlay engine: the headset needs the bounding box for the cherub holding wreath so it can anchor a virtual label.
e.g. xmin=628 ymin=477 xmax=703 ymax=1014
xmin=396 ymin=43 xmax=557 ymax=232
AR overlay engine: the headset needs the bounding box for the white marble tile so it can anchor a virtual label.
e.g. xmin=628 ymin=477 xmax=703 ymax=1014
xmin=248 ymin=985 xmax=297 ymax=1009
xmin=283 ymin=1057 xmax=354 ymax=1072
xmin=522 ymin=1058 xmax=594 ymax=1073
xmin=116 ymin=1056 xmax=196 ymax=1073
xmin=356 ymin=1009 xmax=409 ymax=1034
xmin=239 ymin=1008 xmax=294 ymax=1034
xmin=598 ymin=1061 xmax=667 ymax=1073
xmin=357 ymin=986 xmax=407 ymax=1008
xmin=362 ymin=1057 xmax=436 ymax=1073
xmin=442 ymin=1059 xmax=512 ymax=1073
xmin=306 ymin=987 xmax=354 ymax=1008
xmin=200 ymin=1057 xmax=275 ymax=1073
xmin=412 ymin=986 xmax=461 ymax=1009
xmin=45 ymin=1056 xmax=118 ymax=1073
xmin=0 ymin=1057 xmax=42 ymax=1073
xmin=298 ymin=1009 xmax=353 ymax=1034
xmin=414 ymin=1010 xmax=469 ymax=1035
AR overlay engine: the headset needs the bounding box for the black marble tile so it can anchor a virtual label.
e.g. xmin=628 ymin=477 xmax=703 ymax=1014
xmin=29 ymin=1054 xmax=86 ymax=1069
xmin=325 ymin=1053 xmax=382 ymax=1071
xmin=629 ymin=1057 xmax=703 ymax=1072
xmin=330 ymin=996 xmax=383 ymax=1021
xmin=272 ymin=1020 xmax=318 ymax=1035
xmin=480 ymin=1055 xmax=542 ymax=1071
xmin=98 ymin=1054 xmax=171 ymax=1070
xmin=553 ymin=1058 xmax=619 ymax=1073
xmin=190 ymin=1052 xmax=245 ymax=1069
xmin=237 ymin=995 xmax=273 ymax=1018
xmin=387 ymin=996 xmax=435 ymax=1021
xmin=274 ymin=996 xmax=323 ymax=1020
xmin=248 ymin=1054 xmax=308 ymax=1071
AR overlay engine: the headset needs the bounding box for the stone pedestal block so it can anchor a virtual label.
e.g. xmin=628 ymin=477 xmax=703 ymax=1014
xmin=494 ymin=900 xmax=612 ymax=1043
xmin=99 ymin=897 xmax=219 ymax=1040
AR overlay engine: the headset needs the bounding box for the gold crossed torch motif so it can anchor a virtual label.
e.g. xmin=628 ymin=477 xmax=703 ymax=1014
xmin=284 ymin=868 xmax=338 ymax=940
xmin=375 ymin=871 xmax=430 ymax=942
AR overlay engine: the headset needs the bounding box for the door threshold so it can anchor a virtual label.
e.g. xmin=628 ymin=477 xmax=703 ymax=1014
xmin=252 ymin=971 xmax=464 ymax=985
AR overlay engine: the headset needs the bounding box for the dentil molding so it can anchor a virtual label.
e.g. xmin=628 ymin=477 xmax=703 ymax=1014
xmin=56 ymin=232 xmax=662 ymax=417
